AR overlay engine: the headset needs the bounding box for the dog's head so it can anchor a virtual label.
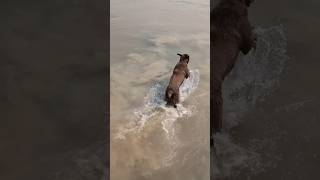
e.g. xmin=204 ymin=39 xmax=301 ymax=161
xmin=177 ymin=53 xmax=190 ymax=64
xmin=221 ymin=0 xmax=254 ymax=6
xmin=240 ymin=0 xmax=254 ymax=6
xmin=220 ymin=0 xmax=254 ymax=6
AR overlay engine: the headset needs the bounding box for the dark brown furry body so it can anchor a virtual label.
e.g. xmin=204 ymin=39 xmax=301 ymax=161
xmin=211 ymin=0 xmax=257 ymax=143
xmin=165 ymin=54 xmax=190 ymax=108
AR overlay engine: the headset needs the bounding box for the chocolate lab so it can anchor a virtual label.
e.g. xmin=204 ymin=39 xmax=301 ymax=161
xmin=211 ymin=0 xmax=257 ymax=142
xmin=165 ymin=53 xmax=190 ymax=108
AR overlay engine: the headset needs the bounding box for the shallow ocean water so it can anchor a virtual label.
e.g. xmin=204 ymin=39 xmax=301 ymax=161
xmin=110 ymin=0 xmax=210 ymax=179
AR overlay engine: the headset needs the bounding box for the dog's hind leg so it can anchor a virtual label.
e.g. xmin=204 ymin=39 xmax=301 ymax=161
xmin=173 ymin=91 xmax=180 ymax=108
xmin=165 ymin=88 xmax=173 ymax=104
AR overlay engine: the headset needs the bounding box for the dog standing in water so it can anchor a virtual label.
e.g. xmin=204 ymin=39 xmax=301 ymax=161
xmin=165 ymin=53 xmax=190 ymax=108
xmin=211 ymin=0 xmax=257 ymax=145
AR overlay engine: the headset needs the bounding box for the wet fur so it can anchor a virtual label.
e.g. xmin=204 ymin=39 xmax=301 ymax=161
xmin=165 ymin=54 xmax=190 ymax=108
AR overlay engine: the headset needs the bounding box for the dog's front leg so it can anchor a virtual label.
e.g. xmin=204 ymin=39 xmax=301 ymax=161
xmin=185 ymin=68 xmax=190 ymax=79
xmin=239 ymin=15 xmax=256 ymax=54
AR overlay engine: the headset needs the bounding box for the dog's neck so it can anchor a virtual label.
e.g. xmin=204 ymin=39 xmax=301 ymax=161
xmin=179 ymin=59 xmax=189 ymax=64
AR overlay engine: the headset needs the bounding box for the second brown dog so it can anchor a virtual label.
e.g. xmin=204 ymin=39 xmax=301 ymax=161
xmin=211 ymin=0 xmax=257 ymax=142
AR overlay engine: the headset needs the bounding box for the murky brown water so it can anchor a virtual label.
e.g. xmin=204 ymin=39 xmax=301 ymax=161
xmin=110 ymin=0 xmax=210 ymax=179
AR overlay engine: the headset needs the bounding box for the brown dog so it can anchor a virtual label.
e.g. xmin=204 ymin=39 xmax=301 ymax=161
xmin=165 ymin=53 xmax=190 ymax=108
xmin=211 ymin=0 xmax=257 ymax=142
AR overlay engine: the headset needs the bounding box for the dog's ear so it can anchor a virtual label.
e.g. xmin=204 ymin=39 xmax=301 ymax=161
xmin=177 ymin=53 xmax=182 ymax=57
xmin=244 ymin=0 xmax=254 ymax=6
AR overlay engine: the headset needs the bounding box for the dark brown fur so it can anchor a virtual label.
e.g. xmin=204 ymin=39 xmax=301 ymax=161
xmin=211 ymin=0 xmax=257 ymax=143
xmin=165 ymin=53 xmax=190 ymax=108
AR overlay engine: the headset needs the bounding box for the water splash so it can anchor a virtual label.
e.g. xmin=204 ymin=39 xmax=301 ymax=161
xmin=114 ymin=70 xmax=200 ymax=166
xmin=212 ymin=25 xmax=289 ymax=178
xmin=115 ymin=69 xmax=199 ymax=139
xmin=223 ymin=25 xmax=288 ymax=129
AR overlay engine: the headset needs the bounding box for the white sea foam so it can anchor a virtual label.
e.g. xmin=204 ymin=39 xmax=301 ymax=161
xmin=114 ymin=69 xmax=200 ymax=166
xmin=115 ymin=69 xmax=199 ymax=139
